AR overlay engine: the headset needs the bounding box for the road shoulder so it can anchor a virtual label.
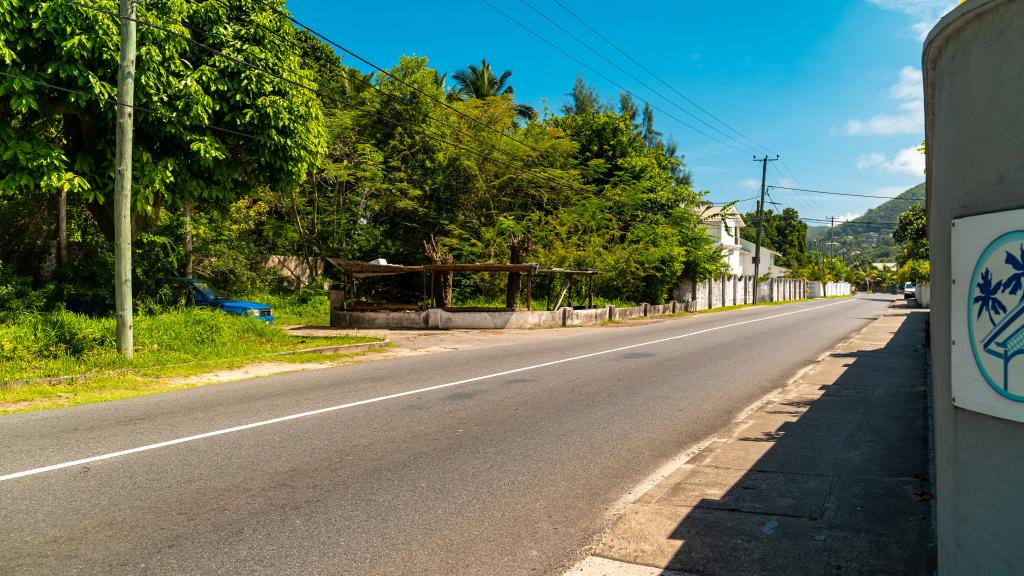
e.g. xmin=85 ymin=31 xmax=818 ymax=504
xmin=568 ymin=307 xmax=934 ymax=575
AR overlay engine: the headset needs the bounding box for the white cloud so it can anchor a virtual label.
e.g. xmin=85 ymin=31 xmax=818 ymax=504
xmin=856 ymin=147 xmax=926 ymax=176
xmin=865 ymin=0 xmax=958 ymax=40
xmin=889 ymin=66 xmax=923 ymax=100
xmin=883 ymin=146 xmax=926 ymax=175
xmin=835 ymin=212 xmax=864 ymax=223
xmin=857 ymin=153 xmax=886 ymax=171
xmin=738 ymin=178 xmax=761 ymax=191
xmin=846 ymin=66 xmax=923 ymax=136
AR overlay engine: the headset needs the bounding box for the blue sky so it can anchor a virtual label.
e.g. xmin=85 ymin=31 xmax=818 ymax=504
xmin=284 ymin=0 xmax=954 ymax=222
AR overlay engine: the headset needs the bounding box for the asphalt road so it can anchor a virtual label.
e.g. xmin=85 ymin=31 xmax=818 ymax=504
xmin=0 ymin=295 xmax=895 ymax=575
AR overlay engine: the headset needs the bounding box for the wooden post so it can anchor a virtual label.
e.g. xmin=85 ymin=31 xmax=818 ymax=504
xmin=113 ymin=0 xmax=137 ymax=358
xmin=588 ymin=275 xmax=593 ymax=309
xmin=347 ymin=272 xmax=355 ymax=310
xmin=526 ymin=273 xmax=533 ymax=311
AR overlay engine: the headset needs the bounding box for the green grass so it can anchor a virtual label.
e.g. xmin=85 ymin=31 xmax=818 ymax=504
xmin=240 ymin=291 xmax=331 ymax=326
xmin=0 ymin=347 xmax=386 ymax=415
xmin=0 ymin=307 xmax=380 ymax=383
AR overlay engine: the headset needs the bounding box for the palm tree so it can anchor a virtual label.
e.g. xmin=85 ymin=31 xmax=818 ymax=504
xmin=975 ymin=268 xmax=1008 ymax=325
xmin=1002 ymin=243 xmax=1024 ymax=298
xmin=451 ymin=58 xmax=536 ymax=120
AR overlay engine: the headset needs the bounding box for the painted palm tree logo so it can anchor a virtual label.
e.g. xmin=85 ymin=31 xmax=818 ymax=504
xmin=973 ymin=242 xmax=1024 ymax=395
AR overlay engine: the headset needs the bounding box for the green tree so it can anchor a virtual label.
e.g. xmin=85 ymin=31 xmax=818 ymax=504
xmin=741 ymin=207 xmax=808 ymax=267
xmin=0 ymin=0 xmax=326 ymax=241
xmin=450 ymin=58 xmax=535 ymax=121
xmin=562 ymin=74 xmax=602 ymax=115
xmin=892 ymin=203 xmax=928 ymax=263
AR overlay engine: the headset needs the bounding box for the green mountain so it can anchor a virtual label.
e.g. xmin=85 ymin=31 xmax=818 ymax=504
xmin=807 ymin=183 xmax=925 ymax=261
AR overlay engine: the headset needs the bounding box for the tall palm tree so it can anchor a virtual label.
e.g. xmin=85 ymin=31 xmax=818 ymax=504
xmin=451 ymin=58 xmax=536 ymax=121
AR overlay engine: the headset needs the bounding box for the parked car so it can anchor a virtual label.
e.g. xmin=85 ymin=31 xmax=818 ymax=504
xmin=902 ymin=281 xmax=916 ymax=300
xmin=159 ymin=278 xmax=274 ymax=324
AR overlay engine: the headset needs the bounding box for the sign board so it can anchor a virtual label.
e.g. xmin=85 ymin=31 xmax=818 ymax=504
xmin=952 ymin=208 xmax=1024 ymax=423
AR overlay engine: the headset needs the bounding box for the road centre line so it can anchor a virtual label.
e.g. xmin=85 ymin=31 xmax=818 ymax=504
xmin=0 ymin=299 xmax=856 ymax=483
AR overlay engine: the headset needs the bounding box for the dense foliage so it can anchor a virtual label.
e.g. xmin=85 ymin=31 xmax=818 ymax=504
xmin=739 ymin=207 xmax=808 ymax=268
xmin=1 ymin=0 xmax=741 ymax=318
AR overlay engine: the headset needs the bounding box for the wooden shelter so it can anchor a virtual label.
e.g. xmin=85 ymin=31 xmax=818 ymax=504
xmin=326 ymin=259 xmax=601 ymax=313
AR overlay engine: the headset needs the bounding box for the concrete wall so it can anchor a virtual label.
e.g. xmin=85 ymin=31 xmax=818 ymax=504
xmin=611 ymin=305 xmax=645 ymax=322
xmin=674 ymin=276 xmax=806 ymax=310
xmin=925 ymin=2 xmax=1024 ymax=572
xmin=917 ymin=283 xmax=931 ymax=308
xmin=331 ymin=302 xmax=686 ymax=329
xmin=263 ymin=255 xmax=324 ymax=287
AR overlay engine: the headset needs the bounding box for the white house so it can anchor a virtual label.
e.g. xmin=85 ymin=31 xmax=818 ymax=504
xmin=701 ymin=206 xmax=745 ymax=276
xmin=739 ymin=239 xmax=790 ymax=278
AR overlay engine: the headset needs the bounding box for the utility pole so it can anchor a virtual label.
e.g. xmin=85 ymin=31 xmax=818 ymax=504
xmin=113 ymin=0 xmax=137 ymax=358
xmin=751 ymin=155 xmax=779 ymax=303
xmin=829 ymin=216 xmax=835 ymax=262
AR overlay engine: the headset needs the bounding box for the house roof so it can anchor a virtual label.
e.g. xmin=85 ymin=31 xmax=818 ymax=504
xmin=983 ymin=299 xmax=1024 ymax=352
xmin=699 ymin=205 xmax=745 ymax=228
xmin=739 ymin=238 xmax=780 ymax=257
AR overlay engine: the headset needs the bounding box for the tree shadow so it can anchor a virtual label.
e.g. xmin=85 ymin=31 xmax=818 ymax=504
xmin=653 ymin=311 xmax=933 ymax=575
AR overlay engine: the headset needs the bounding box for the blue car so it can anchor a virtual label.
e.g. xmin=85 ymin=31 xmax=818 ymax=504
xmin=162 ymin=278 xmax=274 ymax=325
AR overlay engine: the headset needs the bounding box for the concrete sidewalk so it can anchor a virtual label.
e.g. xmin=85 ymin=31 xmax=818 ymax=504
xmin=569 ymin=307 xmax=934 ymax=575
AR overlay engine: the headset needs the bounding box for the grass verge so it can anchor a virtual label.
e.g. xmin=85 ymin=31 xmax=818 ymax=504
xmin=0 ymin=348 xmax=387 ymax=415
xmin=0 ymin=308 xmax=384 ymax=414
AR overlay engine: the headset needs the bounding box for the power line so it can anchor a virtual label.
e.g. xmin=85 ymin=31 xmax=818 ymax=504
xmin=547 ymin=0 xmax=775 ymax=156
xmin=769 ymin=185 xmax=924 ymax=200
xmin=478 ymin=0 xmax=756 ymax=156
xmin=515 ymin=0 xmax=762 ymax=156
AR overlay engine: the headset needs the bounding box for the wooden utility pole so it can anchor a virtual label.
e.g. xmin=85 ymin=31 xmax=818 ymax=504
xmin=113 ymin=0 xmax=137 ymax=357
xmin=751 ymin=155 xmax=779 ymax=303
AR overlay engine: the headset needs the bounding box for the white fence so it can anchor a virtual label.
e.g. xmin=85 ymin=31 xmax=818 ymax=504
xmin=807 ymin=281 xmax=852 ymax=298
xmin=673 ymin=276 xmax=807 ymax=311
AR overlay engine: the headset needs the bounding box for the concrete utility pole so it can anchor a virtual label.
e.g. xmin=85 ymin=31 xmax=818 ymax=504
xmin=829 ymin=216 xmax=835 ymax=261
xmin=751 ymin=155 xmax=779 ymax=303
xmin=113 ymin=0 xmax=137 ymax=357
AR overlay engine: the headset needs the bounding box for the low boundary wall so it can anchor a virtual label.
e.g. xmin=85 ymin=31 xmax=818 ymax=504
xmin=674 ymin=276 xmax=810 ymax=311
xmin=329 ymin=276 xmax=847 ymax=329
xmin=330 ymin=299 xmax=688 ymax=330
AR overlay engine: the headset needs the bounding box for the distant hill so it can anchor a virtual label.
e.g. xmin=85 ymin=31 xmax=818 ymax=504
xmin=807 ymin=183 xmax=925 ymax=260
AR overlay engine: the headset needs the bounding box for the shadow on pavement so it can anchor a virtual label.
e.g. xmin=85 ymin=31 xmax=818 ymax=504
xmin=657 ymin=311 xmax=934 ymax=575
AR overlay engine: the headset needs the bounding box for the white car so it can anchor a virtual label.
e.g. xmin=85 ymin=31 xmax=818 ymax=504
xmin=903 ymin=282 xmax=916 ymax=299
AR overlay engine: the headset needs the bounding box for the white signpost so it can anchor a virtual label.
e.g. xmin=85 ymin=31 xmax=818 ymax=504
xmin=951 ymin=207 xmax=1024 ymax=423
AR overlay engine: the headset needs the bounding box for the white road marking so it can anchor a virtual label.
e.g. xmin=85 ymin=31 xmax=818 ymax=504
xmin=0 ymin=299 xmax=857 ymax=482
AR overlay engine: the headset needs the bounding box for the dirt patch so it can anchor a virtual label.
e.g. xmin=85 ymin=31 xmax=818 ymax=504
xmin=166 ymin=361 xmax=334 ymax=385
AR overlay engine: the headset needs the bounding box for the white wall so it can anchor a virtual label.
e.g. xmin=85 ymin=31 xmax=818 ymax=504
xmin=705 ymin=220 xmax=744 ymax=276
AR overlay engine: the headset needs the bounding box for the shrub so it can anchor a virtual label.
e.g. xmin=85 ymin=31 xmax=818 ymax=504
xmin=34 ymin=310 xmax=115 ymax=357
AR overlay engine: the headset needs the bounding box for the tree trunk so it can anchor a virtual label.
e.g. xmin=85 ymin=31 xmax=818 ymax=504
xmin=424 ymin=236 xmax=453 ymax=308
xmin=505 ymin=234 xmax=534 ymax=310
xmin=57 ymin=190 xmax=68 ymax=269
xmin=183 ymin=202 xmax=193 ymax=278
xmin=290 ymin=190 xmax=315 ymax=290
